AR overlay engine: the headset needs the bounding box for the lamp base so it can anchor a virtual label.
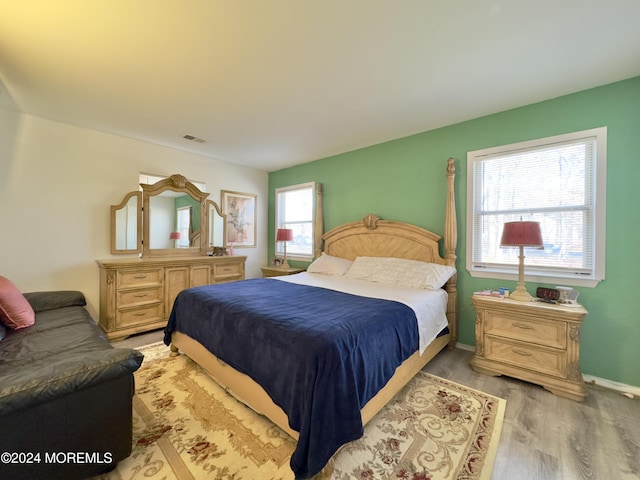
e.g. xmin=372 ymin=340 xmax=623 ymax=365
xmin=509 ymin=247 xmax=534 ymax=302
xmin=509 ymin=286 xmax=533 ymax=302
xmin=281 ymin=244 xmax=290 ymax=268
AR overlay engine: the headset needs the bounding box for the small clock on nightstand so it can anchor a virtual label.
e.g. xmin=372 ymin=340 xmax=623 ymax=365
xmin=261 ymin=266 xmax=305 ymax=278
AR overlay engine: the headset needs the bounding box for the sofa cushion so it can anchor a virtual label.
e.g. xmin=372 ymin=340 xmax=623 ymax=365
xmin=0 ymin=276 xmax=35 ymax=330
xmin=0 ymin=305 xmax=143 ymax=416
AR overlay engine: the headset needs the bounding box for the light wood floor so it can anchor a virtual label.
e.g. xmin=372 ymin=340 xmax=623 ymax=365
xmin=114 ymin=331 xmax=640 ymax=480
xmin=425 ymin=346 xmax=639 ymax=480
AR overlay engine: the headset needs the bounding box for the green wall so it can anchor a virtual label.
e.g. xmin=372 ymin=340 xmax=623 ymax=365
xmin=269 ymin=77 xmax=640 ymax=387
xmin=175 ymin=195 xmax=201 ymax=231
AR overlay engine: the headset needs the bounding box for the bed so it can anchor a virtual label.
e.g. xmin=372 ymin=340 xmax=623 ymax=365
xmin=164 ymin=158 xmax=458 ymax=479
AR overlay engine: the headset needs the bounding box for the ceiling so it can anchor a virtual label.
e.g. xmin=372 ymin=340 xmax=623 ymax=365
xmin=1 ymin=1 xmax=639 ymax=172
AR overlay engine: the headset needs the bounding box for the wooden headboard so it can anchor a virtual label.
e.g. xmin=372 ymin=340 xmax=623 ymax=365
xmin=323 ymin=213 xmax=445 ymax=264
xmin=320 ymin=158 xmax=458 ymax=345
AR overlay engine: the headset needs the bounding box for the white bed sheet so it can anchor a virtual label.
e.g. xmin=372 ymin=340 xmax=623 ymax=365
xmin=273 ymin=272 xmax=449 ymax=354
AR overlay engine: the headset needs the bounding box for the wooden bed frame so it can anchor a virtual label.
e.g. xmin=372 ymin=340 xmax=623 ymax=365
xmin=169 ymin=158 xmax=457 ymax=477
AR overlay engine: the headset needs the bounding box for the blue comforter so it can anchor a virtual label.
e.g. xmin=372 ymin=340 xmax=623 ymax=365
xmin=164 ymin=278 xmax=419 ymax=479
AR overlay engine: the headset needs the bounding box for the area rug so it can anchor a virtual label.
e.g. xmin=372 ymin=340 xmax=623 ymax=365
xmin=96 ymin=342 xmax=505 ymax=480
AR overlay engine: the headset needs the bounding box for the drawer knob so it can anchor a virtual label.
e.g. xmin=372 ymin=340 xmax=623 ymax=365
xmin=512 ymin=322 xmax=533 ymax=330
xmin=134 ymin=293 xmax=148 ymax=298
xmin=134 ymin=312 xmax=148 ymax=317
xmin=133 ymin=275 xmax=147 ymax=279
xmin=512 ymin=348 xmax=533 ymax=357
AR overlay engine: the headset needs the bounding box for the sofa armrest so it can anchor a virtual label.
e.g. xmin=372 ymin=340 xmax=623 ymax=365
xmin=23 ymin=291 xmax=86 ymax=313
xmin=0 ymin=347 xmax=143 ymax=417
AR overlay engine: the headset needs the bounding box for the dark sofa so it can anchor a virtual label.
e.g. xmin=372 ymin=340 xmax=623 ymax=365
xmin=0 ymin=291 xmax=143 ymax=480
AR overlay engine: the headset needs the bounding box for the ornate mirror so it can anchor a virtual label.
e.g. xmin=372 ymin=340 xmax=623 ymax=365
xmin=110 ymin=191 xmax=142 ymax=254
xmin=207 ymin=199 xmax=227 ymax=249
xmin=141 ymin=174 xmax=209 ymax=257
xmin=110 ymin=173 xmax=229 ymax=257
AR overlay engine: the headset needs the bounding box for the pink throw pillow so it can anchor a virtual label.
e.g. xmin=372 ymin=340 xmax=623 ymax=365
xmin=0 ymin=276 xmax=35 ymax=330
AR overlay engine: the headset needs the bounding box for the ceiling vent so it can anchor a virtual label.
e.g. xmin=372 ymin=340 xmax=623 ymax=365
xmin=181 ymin=133 xmax=206 ymax=143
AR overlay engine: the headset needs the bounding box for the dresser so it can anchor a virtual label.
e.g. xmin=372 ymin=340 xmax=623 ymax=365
xmin=96 ymin=256 xmax=246 ymax=340
xmin=470 ymin=295 xmax=588 ymax=401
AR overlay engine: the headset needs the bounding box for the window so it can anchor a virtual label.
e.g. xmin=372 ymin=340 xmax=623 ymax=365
xmin=467 ymin=127 xmax=607 ymax=287
xmin=275 ymin=182 xmax=317 ymax=260
xmin=175 ymin=206 xmax=191 ymax=248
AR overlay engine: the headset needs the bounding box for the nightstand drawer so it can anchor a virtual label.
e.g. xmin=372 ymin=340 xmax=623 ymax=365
xmin=485 ymin=336 xmax=566 ymax=378
xmin=486 ymin=312 xmax=566 ymax=349
xmin=117 ymin=269 xmax=163 ymax=288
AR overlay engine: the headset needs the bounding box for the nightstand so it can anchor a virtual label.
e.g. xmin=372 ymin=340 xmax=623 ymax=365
xmin=261 ymin=266 xmax=305 ymax=278
xmin=470 ymin=295 xmax=588 ymax=401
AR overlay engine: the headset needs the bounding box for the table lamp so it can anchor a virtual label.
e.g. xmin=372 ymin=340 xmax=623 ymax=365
xmin=500 ymin=220 xmax=543 ymax=301
xmin=169 ymin=231 xmax=182 ymax=246
xmin=276 ymin=228 xmax=294 ymax=268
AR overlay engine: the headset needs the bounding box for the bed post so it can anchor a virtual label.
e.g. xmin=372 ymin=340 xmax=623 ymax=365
xmin=314 ymin=182 xmax=324 ymax=258
xmin=444 ymin=158 xmax=458 ymax=347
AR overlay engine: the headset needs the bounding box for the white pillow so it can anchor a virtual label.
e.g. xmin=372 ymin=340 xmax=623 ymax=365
xmin=344 ymin=256 xmax=388 ymax=281
xmin=345 ymin=256 xmax=455 ymax=290
xmin=307 ymin=253 xmax=354 ymax=276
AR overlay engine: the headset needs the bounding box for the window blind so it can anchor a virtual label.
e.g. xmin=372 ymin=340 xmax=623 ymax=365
xmin=467 ymin=127 xmax=606 ymax=285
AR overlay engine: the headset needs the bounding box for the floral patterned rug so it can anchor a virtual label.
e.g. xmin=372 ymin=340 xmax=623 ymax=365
xmin=95 ymin=342 xmax=505 ymax=480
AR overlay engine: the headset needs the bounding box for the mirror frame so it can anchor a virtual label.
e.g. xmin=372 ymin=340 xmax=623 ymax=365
xmin=141 ymin=174 xmax=210 ymax=257
xmin=206 ymin=199 xmax=228 ymax=250
xmin=110 ymin=174 xmax=230 ymax=257
xmin=110 ymin=191 xmax=142 ymax=255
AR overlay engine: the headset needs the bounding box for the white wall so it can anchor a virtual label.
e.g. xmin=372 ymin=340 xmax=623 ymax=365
xmin=0 ymin=108 xmax=268 ymax=320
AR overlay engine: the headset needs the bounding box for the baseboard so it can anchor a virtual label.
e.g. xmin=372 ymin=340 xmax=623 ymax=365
xmin=583 ymin=375 xmax=640 ymax=398
xmin=455 ymin=342 xmax=475 ymax=352
xmin=457 ymin=342 xmax=638 ymax=398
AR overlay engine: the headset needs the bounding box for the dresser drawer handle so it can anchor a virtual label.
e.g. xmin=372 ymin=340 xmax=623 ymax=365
xmin=512 ymin=348 xmax=533 ymax=357
xmin=512 ymin=322 xmax=533 ymax=330
xmin=134 ymin=293 xmax=148 ymax=298
xmin=133 ymin=312 xmax=148 ymax=317
xmin=133 ymin=275 xmax=148 ymax=279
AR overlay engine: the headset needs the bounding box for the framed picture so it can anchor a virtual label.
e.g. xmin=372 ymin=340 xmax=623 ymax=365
xmin=271 ymin=257 xmax=283 ymax=267
xmin=221 ymin=190 xmax=257 ymax=248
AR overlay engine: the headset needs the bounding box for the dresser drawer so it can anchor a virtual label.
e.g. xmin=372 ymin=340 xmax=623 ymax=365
xmin=117 ymin=304 xmax=164 ymax=328
xmin=213 ymin=263 xmax=243 ymax=279
xmin=117 ymin=269 xmax=163 ymax=288
xmin=117 ymin=286 xmax=163 ymax=308
xmin=485 ymin=336 xmax=566 ymax=378
xmin=486 ymin=312 xmax=566 ymax=349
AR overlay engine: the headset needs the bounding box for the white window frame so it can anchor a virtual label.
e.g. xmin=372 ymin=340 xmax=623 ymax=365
xmin=175 ymin=206 xmax=191 ymax=248
xmin=466 ymin=127 xmax=607 ymax=288
xmin=275 ymin=182 xmax=316 ymax=261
